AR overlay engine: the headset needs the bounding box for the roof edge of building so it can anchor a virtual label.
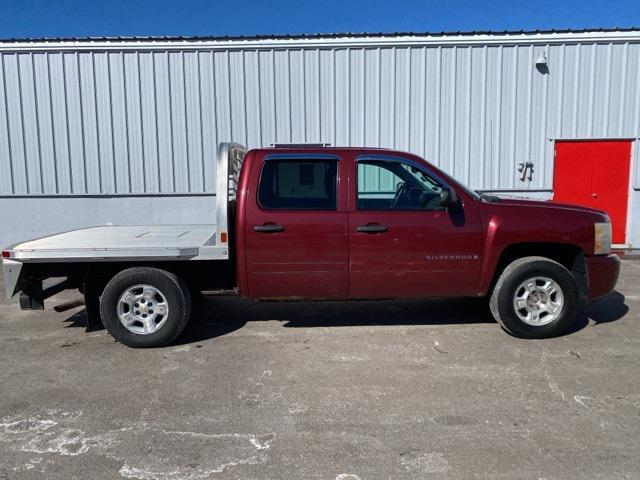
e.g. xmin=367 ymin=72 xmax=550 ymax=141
xmin=1 ymin=27 xmax=639 ymax=50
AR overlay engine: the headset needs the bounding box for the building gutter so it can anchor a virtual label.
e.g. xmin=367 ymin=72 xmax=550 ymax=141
xmin=1 ymin=31 xmax=640 ymax=53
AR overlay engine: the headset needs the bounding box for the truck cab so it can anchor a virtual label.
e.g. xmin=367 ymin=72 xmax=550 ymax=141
xmin=236 ymin=147 xmax=484 ymax=299
xmin=2 ymin=143 xmax=621 ymax=347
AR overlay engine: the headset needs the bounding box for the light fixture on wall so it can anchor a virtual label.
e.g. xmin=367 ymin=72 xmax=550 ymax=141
xmin=535 ymin=50 xmax=549 ymax=74
xmin=535 ymin=50 xmax=548 ymax=67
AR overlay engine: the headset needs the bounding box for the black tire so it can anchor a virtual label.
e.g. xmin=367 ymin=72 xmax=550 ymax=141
xmin=489 ymin=256 xmax=579 ymax=339
xmin=99 ymin=267 xmax=191 ymax=348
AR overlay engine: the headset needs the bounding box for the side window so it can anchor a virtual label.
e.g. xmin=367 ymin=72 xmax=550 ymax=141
xmin=258 ymin=159 xmax=338 ymax=210
xmin=357 ymin=159 xmax=443 ymax=210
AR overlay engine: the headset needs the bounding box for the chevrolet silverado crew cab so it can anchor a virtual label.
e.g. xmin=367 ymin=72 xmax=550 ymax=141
xmin=2 ymin=143 xmax=620 ymax=347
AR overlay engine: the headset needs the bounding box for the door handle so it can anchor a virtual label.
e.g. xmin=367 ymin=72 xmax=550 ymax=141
xmin=356 ymin=224 xmax=388 ymax=233
xmin=253 ymin=224 xmax=285 ymax=233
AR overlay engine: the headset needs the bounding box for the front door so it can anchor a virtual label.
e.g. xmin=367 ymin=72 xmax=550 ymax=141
xmin=348 ymin=154 xmax=483 ymax=298
xmin=243 ymin=151 xmax=349 ymax=298
xmin=553 ymin=140 xmax=631 ymax=244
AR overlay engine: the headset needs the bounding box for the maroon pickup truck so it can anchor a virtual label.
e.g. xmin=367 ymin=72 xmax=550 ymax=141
xmin=2 ymin=143 xmax=620 ymax=347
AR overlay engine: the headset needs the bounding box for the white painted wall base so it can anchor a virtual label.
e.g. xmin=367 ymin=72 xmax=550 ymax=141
xmin=1 ymin=190 xmax=638 ymax=249
xmin=0 ymin=195 xmax=216 ymax=247
xmin=626 ymin=190 xmax=640 ymax=249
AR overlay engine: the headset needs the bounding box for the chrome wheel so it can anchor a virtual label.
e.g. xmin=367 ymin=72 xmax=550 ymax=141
xmin=117 ymin=284 xmax=169 ymax=335
xmin=513 ymin=276 xmax=564 ymax=326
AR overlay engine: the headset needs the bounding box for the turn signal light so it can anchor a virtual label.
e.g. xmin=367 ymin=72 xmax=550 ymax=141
xmin=594 ymin=223 xmax=611 ymax=255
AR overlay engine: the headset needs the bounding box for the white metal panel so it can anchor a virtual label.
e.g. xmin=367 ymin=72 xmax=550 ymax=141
xmin=138 ymin=52 xmax=161 ymax=193
xmin=77 ymin=52 xmax=101 ymax=193
xmin=334 ymin=48 xmax=349 ymax=148
xmin=168 ymin=51 xmax=189 ymax=192
xmin=122 ymin=52 xmax=145 ymax=193
xmin=107 ymin=52 xmax=130 ymax=193
xmin=228 ymin=50 xmax=247 ymax=148
xmin=183 ymin=51 xmax=205 ymax=192
xmin=198 ymin=50 xmax=218 ymax=193
xmin=17 ymin=53 xmax=43 ymax=194
xmin=244 ymin=50 xmax=262 ymax=149
xmin=0 ymin=54 xmax=12 ymax=194
xmin=62 ymin=52 xmax=87 ymax=194
xmin=0 ymin=34 xmax=639 ymax=198
xmin=152 ymin=52 xmax=174 ymax=193
xmin=305 ymin=49 xmax=321 ymax=144
xmin=3 ymin=54 xmax=28 ymax=194
xmin=92 ymin=52 xmax=115 ymax=193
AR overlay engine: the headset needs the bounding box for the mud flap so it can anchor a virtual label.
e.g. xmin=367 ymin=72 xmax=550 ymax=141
xmin=571 ymin=252 xmax=589 ymax=309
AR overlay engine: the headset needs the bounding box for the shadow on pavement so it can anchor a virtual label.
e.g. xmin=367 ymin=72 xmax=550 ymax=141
xmin=557 ymin=290 xmax=629 ymax=336
xmin=586 ymin=290 xmax=629 ymax=325
xmin=174 ymin=296 xmax=494 ymax=345
xmin=61 ymin=290 xmax=629 ymax=346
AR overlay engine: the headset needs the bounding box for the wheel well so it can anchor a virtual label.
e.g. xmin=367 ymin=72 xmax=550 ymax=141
xmin=490 ymin=243 xmax=587 ymax=296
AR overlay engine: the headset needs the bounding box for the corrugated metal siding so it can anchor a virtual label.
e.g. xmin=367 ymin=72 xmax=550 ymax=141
xmin=0 ymin=40 xmax=639 ymax=196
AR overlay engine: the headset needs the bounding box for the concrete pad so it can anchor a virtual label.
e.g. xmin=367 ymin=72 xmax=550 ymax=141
xmin=0 ymin=260 xmax=639 ymax=479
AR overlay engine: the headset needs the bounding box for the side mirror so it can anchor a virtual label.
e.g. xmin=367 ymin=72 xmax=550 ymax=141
xmin=440 ymin=187 xmax=459 ymax=208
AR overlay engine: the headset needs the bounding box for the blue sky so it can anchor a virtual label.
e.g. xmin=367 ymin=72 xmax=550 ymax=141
xmin=2 ymin=0 xmax=639 ymax=39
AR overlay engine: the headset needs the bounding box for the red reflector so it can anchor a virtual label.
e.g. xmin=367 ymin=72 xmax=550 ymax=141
xmin=220 ymin=232 xmax=228 ymax=243
xmin=1 ymin=250 xmax=9 ymax=258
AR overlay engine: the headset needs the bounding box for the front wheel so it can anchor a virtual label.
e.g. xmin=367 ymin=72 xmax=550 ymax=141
xmin=100 ymin=267 xmax=192 ymax=348
xmin=490 ymin=256 xmax=579 ymax=339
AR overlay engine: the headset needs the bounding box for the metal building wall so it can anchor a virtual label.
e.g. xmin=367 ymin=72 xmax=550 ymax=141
xmin=0 ymin=32 xmax=639 ymax=245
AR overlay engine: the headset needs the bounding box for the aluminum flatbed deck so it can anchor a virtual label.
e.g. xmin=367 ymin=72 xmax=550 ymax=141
xmin=1 ymin=143 xmax=246 ymax=302
xmin=3 ymin=225 xmax=225 ymax=262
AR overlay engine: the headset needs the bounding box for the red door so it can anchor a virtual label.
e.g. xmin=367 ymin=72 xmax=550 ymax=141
xmin=348 ymin=154 xmax=484 ymax=298
xmin=243 ymin=150 xmax=349 ymax=298
xmin=553 ymin=141 xmax=631 ymax=244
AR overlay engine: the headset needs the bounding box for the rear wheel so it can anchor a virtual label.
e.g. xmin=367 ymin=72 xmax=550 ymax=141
xmin=490 ymin=256 xmax=579 ymax=339
xmin=100 ymin=267 xmax=191 ymax=348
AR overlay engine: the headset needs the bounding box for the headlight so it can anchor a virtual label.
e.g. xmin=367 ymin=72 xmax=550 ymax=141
xmin=594 ymin=222 xmax=611 ymax=255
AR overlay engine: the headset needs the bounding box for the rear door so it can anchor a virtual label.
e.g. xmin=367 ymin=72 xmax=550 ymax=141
xmin=348 ymin=154 xmax=483 ymax=298
xmin=243 ymin=151 xmax=349 ymax=298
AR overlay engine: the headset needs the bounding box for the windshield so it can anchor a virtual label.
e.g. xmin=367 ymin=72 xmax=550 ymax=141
xmin=416 ymin=156 xmax=482 ymax=200
xmin=451 ymin=176 xmax=482 ymax=200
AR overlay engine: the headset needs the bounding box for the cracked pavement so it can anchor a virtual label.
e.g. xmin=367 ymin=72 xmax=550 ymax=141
xmin=0 ymin=259 xmax=639 ymax=479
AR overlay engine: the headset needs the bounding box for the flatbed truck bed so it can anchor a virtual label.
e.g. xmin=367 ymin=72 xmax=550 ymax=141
xmin=3 ymin=224 xmax=223 ymax=263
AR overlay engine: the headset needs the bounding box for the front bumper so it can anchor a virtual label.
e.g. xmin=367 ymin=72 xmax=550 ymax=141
xmin=585 ymin=254 xmax=621 ymax=300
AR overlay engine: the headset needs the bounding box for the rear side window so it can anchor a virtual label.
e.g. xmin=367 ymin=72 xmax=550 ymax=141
xmin=258 ymin=159 xmax=338 ymax=210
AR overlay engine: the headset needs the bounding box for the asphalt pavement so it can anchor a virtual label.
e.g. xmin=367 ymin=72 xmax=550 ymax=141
xmin=0 ymin=260 xmax=639 ymax=479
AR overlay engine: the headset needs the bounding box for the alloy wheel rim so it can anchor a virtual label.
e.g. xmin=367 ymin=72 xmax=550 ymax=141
xmin=512 ymin=276 xmax=564 ymax=326
xmin=117 ymin=284 xmax=169 ymax=335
